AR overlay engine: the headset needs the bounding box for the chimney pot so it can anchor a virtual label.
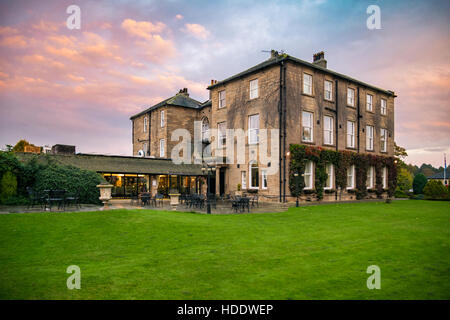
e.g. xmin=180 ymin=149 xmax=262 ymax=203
xmin=313 ymin=51 xmax=327 ymax=68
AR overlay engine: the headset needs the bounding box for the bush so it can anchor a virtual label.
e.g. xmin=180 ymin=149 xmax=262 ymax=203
xmin=423 ymin=180 xmax=448 ymax=200
xmin=0 ymin=171 xmax=18 ymax=203
xmin=409 ymin=194 xmax=424 ymax=200
xmin=34 ymin=165 xmax=104 ymax=204
xmin=397 ymin=167 xmax=413 ymax=192
xmin=394 ymin=189 xmax=409 ymax=198
xmin=413 ymin=174 xmax=427 ymax=194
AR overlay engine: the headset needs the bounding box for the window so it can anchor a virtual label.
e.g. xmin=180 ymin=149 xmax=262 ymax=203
xmin=382 ymin=167 xmax=388 ymax=189
xmin=324 ymin=115 xmax=334 ymax=145
xmin=366 ymin=125 xmax=374 ymax=151
xmin=303 ymin=73 xmax=312 ymax=95
xmin=249 ymin=161 xmax=259 ymax=189
xmin=302 ymin=111 xmax=314 ymax=142
xmin=250 ymin=79 xmax=258 ymax=99
xmin=381 ymin=99 xmax=387 ymax=115
xmin=217 ymin=122 xmax=226 ymax=148
xmin=347 ymin=121 xmax=355 ymax=148
xmin=325 ymin=163 xmax=334 ymax=190
xmin=143 ymin=143 xmax=147 ymax=155
xmin=347 ymin=165 xmax=355 ymax=189
xmin=143 ymin=117 xmax=148 ymax=133
xmin=380 ymin=128 xmax=387 ymax=152
xmin=160 ymin=110 xmax=165 ymax=127
xmin=262 ymin=170 xmax=268 ymax=189
xmin=159 ymin=139 xmax=165 ymax=157
xmin=366 ymin=94 xmax=373 ymax=112
xmin=304 ymin=161 xmax=313 ymax=190
xmin=202 ymin=118 xmax=210 ymax=141
xmin=367 ymin=166 xmax=374 ymax=189
xmin=347 ymin=88 xmax=355 ymax=106
xmin=324 ymin=80 xmax=332 ymax=100
xmin=219 ymin=90 xmax=226 ymax=108
xmin=248 ymin=114 xmax=260 ymax=144
xmin=241 ymin=171 xmax=247 ymax=189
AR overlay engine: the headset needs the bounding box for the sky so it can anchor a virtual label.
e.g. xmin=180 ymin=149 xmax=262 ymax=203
xmin=0 ymin=0 xmax=449 ymax=167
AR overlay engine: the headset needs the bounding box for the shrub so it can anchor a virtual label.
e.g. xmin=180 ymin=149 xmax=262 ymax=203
xmin=394 ymin=188 xmax=408 ymax=198
xmin=397 ymin=167 xmax=413 ymax=192
xmin=34 ymin=165 xmax=104 ymax=204
xmin=413 ymin=174 xmax=427 ymax=194
xmin=423 ymin=180 xmax=448 ymax=200
xmin=0 ymin=171 xmax=18 ymax=203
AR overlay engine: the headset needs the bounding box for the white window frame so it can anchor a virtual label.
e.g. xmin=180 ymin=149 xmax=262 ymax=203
xmin=347 ymin=121 xmax=355 ymax=148
xmin=248 ymin=114 xmax=260 ymax=145
xmin=304 ymin=161 xmax=314 ymax=190
xmin=250 ymin=79 xmax=258 ymax=99
xmin=159 ymin=139 xmax=165 ymax=157
xmin=367 ymin=166 xmax=374 ymax=189
xmin=324 ymin=115 xmax=333 ymax=145
xmin=160 ymin=110 xmax=165 ymax=128
xmin=262 ymin=170 xmax=268 ymax=189
xmin=143 ymin=116 xmax=148 ymax=133
xmin=219 ymin=90 xmax=226 ymax=108
xmin=143 ymin=142 xmax=147 ymax=155
xmin=303 ymin=73 xmax=313 ymax=95
xmin=347 ymin=88 xmax=355 ymax=106
xmin=380 ymin=128 xmax=387 ymax=152
xmin=249 ymin=161 xmax=259 ymax=189
xmin=366 ymin=94 xmax=373 ymax=112
xmin=302 ymin=111 xmax=314 ymax=142
xmin=241 ymin=171 xmax=247 ymax=189
xmin=201 ymin=118 xmax=210 ymax=141
xmin=217 ymin=122 xmax=226 ymax=148
xmin=347 ymin=165 xmax=355 ymax=190
xmin=325 ymin=163 xmax=334 ymax=190
xmin=324 ymin=80 xmax=332 ymax=101
xmin=381 ymin=99 xmax=387 ymax=115
xmin=366 ymin=125 xmax=374 ymax=151
xmin=382 ymin=167 xmax=388 ymax=189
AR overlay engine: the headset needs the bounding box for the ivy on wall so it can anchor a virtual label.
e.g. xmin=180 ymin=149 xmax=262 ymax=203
xmin=288 ymin=144 xmax=397 ymax=200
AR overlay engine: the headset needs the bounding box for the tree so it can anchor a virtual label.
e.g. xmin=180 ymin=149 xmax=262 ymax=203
xmin=413 ymin=173 xmax=427 ymax=194
xmin=397 ymin=167 xmax=413 ymax=192
xmin=394 ymin=142 xmax=408 ymax=160
xmin=0 ymin=171 xmax=17 ymax=203
xmin=12 ymin=139 xmax=31 ymax=152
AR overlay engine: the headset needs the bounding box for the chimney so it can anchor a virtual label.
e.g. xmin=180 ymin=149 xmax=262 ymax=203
xmin=270 ymin=50 xmax=279 ymax=59
xmin=178 ymin=88 xmax=189 ymax=97
xmin=313 ymin=51 xmax=327 ymax=68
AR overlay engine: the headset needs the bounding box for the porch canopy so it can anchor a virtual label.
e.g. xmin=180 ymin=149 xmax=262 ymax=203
xmin=16 ymin=152 xmax=203 ymax=176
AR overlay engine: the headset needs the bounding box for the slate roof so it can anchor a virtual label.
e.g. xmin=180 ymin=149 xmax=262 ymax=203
xmin=427 ymin=169 xmax=449 ymax=179
xmin=207 ymin=54 xmax=396 ymax=97
xmin=130 ymin=93 xmax=203 ymax=120
xmin=16 ymin=153 xmax=203 ymax=176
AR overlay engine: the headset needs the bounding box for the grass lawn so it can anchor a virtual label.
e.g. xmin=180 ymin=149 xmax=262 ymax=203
xmin=0 ymin=200 xmax=449 ymax=300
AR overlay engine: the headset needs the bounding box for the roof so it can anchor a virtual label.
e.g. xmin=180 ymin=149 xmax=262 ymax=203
xmin=207 ymin=54 xmax=396 ymax=97
xmin=16 ymin=153 xmax=204 ymax=176
xmin=200 ymin=100 xmax=211 ymax=108
xmin=130 ymin=93 xmax=203 ymax=120
xmin=427 ymin=169 xmax=449 ymax=179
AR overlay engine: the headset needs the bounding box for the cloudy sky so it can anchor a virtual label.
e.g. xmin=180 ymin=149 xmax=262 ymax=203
xmin=0 ymin=0 xmax=448 ymax=167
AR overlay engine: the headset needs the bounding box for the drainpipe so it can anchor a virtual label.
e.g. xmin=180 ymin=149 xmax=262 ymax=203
xmin=357 ymin=87 xmax=361 ymax=153
xmin=148 ymin=112 xmax=151 ymax=156
xmin=278 ymin=61 xmax=283 ymax=202
xmin=282 ymin=62 xmax=287 ymax=203
xmin=335 ymin=80 xmax=339 ymax=201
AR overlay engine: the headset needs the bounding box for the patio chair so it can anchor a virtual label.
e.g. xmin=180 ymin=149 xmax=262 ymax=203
xmin=47 ymin=190 xmax=66 ymax=211
xmin=155 ymin=193 xmax=164 ymax=207
xmin=65 ymin=189 xmax=81 ymax=209
xmin=250 ymin=195 xmax=259 ymax=208
xmin=27 ymin=187 xmax=44 ymax=209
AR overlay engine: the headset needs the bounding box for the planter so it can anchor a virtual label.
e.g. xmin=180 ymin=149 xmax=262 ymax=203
xmin=169 ymin=193 xmax=180 ymax=210
xmin=97 ymin=183 xmax=113 ymax=209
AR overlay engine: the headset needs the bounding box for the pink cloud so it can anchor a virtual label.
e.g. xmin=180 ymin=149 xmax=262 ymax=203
xmin=182 ymin=23 xmax=210 ymax=40
xmin=121 ymin=19 xmax=166 ymax=40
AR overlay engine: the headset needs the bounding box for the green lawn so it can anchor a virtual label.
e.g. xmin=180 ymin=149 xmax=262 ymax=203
xmin=0 ymin=200 xmax=449 ymax=300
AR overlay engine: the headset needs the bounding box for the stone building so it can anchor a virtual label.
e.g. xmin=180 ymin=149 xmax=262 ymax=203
xmin=130 ymin=51 xmax=396 ymax=202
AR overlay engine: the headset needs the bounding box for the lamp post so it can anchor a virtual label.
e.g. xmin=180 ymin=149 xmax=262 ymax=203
xmin=202 ymin=164 xmax=216 ymax=214
xmin=294 ymin=172 xmax=299 ymax=207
